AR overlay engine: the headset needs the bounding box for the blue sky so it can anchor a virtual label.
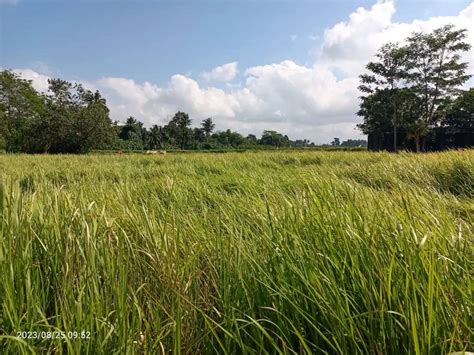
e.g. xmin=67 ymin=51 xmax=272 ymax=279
xmin=1 ymin=0 xmax=473 ymax=142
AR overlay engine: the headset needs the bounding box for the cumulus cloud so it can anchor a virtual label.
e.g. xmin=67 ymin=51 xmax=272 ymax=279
xmin=96 ymin=75 xmax=240 ymax=126
xmin=242 ymin=61 xmax=359 ymax=123
xmin=93 ymin=60 xmax=359 ymax=129
xmin=13 ymin=68 xmax=50 ymax=92
xmin=200 ymin=62 xmax=238 ymax=82
xmin=12 ymin=0 xmax=474 ymax=143
xmin=320 ymin=0 xmax=474 ymax=76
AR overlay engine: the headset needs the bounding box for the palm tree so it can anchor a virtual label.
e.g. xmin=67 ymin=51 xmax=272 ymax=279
xmin=201 ymin=118 xmax=215 ymax=138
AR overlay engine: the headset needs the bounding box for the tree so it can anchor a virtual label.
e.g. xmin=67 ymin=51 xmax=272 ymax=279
xmin=358 ymin=25 xmax=471 ymax=152
xmin=340 ymin=139 xmax=368 ymax=147
xmin=358 ymin=88 xmax=423 ymax=150
xmin=259 ymin=130 xmax=290 ymax=147
xmin=119 ymin=116 xmax=145 ymax=150
xmin=192 ymin=127 xmax=206 ymax=148
xmin=246 ymin=134 xmax=258 ymax=145
xmin=38 ymin=80 xmax=114 ymax=153
xmin=331 ymin=137 xmax=340 ymax=146
xmin=0 ymin=70 xmax=47 ymax=152
xmin=442 ymin=88 xmax=474 ymax=131
xmin=0 ymin=73 xmax=114 ymax=153
xmin=34 ymin=78 xmax=74 ymax=152
xmin=147 ymin=124 xmax=163 ymax=149
xmin=201 ymin=117 xmax=215 ymax=138
xmin=213 ymin=129 xmax=245 ymax=148
xmin=167 ymin=111 xmax=192 ymax=149
xmin=292 ymin=139 xmax=310 ymax=147
xmin=359 ymin=43 xmax=408 ymax=152
xmin=404 ymin=25 xmax=471 ymax=151
xmin=68 ymin=87 xmax=114 ymax=153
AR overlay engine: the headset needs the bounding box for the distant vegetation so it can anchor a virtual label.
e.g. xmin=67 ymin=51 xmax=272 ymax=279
xmin=358 ymin=25 xmax=473 ymax=152
xmin=106 ymin=114 xmax=365 ymax=152
xmin=1 ymin=150 xmax=472 ymax=353
xmin=0 ymin=24 xmax=471 ymax=155
xmin=0 ymin=71 xmax=365 ymax=153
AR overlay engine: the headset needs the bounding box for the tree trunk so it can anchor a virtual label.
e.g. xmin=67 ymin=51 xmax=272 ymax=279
xmin=393 ymin=97 xmax=398 ymax=153
xmin=393 ymin=119 xmax=398 ymax=153
xmin=415 ymin=135 xmax=420 ymax=153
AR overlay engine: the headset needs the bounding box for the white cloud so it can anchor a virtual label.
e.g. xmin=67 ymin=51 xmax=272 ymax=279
xmin=242 ymin=60 xmax=359 ymax=124
xmin=96 ymin=75 xmax=240 ymax=126
xmin=93 ymin=60 xmax=359 ymax=131
xmin=11 ymin=1 xmax=474 ymax=143
xmin=200 ymin=62 xmax=238 ymax=82
xmin=290 ymin=34 xmax=298 ymax=42
xmin=13 ymin=68 xmax=50 ymax=92
xmin=319 ymin=0 xmax=474 ymax=76
xmin=16 ymin=63 xmax=359 ymax=141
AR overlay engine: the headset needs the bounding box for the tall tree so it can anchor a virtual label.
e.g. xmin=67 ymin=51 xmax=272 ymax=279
xmin=168 ymin=111 xmax=192 ymax=149
xmin=119 ymin=116 xmax=145 ymax=150
xmin=70 ymin=87 xmax=114 ymax=153
xmin=359 ymin=43 xmax=408 ymax=152
xmin=246 ymin=134 xmax=258 ymax=145
xmin=357 ymin=89 xmax=394 ymax=136
xmin=201 ymin=117 xmax=215 ymax=138
xmin=193 ymin=127 xmax=206 ymax=143
xmin=32 ymin=79 xmax=114 ymax=153
xmin=0 ymin=70 xmax=47 ymax=152
xmin=404 ymin=25 xmax=471 ymax=151
xmin=260 ymin=130 xmax=290 ymax=147
xmin=358 ymin=88 xmax=423 ymax=150
xmin=147 ymin=124 xmax=163 ymax=149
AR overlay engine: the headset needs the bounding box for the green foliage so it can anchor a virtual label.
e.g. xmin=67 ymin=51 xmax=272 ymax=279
xmin=117 ymin=117 xmax=146 ymax=150
xmin=0 ymin=71 xmax=338 ymax=152
xmin=111 ymin=116 xmax=315 ymax=151
xmin=201 ymin=117 xmax=215 ymax=138
xmin=260 ymin=130 xmax=291 ymax=147
xmin=167 ymin=111 xmax=192 ymax=149
xmin=0 ymin=70 xmax=47 ymax=152
xmin=0 ymin=150 xmax=472 ymax=353
xmin=0 ymin=71 xmax=115 ymax=153
xmin=358 ymin=25 xmax=472 ymax=151
xmin=339 ymin=139 xmax=367 ymax=147
xmin=442 ymin=88 xmax=474 ymax=130
xmin=147 ymin=124 xmax=164 ymax=149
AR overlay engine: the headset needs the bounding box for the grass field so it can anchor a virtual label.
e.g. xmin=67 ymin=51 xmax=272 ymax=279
xmin=0 ymin=150 xmax=473 ymax=354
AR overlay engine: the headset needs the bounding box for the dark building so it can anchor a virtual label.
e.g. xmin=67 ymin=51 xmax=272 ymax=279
xmin=368 ymin=126 xmax=474 ymax=152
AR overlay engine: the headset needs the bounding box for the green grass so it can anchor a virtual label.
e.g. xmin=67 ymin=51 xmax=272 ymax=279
xmin=0 ymin=150 xmax=473 ymax=354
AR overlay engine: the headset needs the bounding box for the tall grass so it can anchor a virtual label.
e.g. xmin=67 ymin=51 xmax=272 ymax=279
xmin=0 ymin=150 xmax=473 ymax=354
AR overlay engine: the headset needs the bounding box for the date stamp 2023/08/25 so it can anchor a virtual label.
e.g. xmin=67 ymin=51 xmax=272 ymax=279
xmin=16 ymin=331 xmax=91 ymax=340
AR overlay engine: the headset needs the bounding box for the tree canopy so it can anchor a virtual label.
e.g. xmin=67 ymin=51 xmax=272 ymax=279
xmin=0 ymin=71 xmax=114 ymax=153
xmin=1 ymin=70 xmax=330 ymax=153
xmin=358 ymin=25 xmax=472 ymax=152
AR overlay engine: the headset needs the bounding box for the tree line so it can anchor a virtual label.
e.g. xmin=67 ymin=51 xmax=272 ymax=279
xmin=357 ymin=24 xmax=473 ymax=152
xmin=0 ymin=74 xmax=113 ymax=153
xmin=108 ymin=114 xmax=315 ymax=151
xmin=4 ymin=26 xmax=469 ymax=155
xmin=0 ymin=70 xmax=366 ymax=153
